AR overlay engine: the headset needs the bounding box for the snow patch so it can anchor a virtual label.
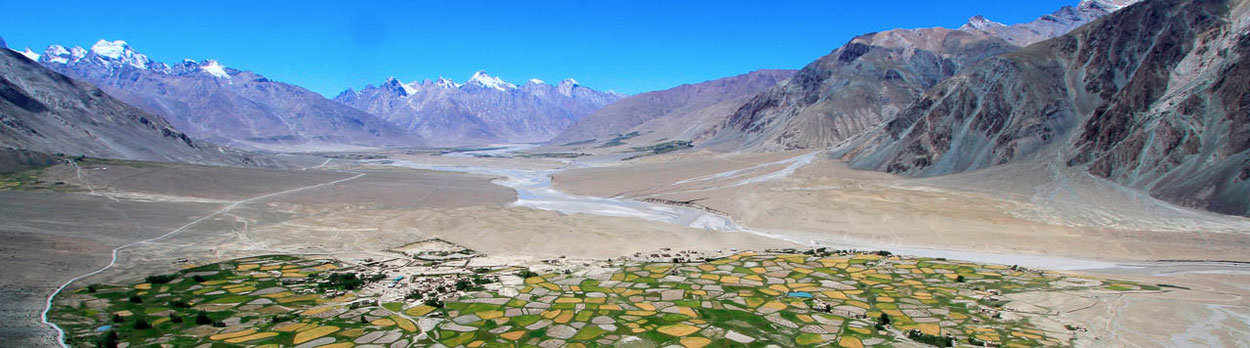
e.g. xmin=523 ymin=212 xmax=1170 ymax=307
xmin=964 ymin=15 xmax=1006 ymax=30
xmin=90 ymin=40 xmax=127 ymax=59
xmin=467 ymin=70 xmax=516 ymax=91
xmin=14 ymin=48 xmax=39 ymax=61
xmin=88 ymin=40 xmax=148 ymax=69
xmin=70 ymin=47 xmax=87 ymax=61
xmin=528 ymin=78 xmax=545 ymax=85
xmin=557 ymin=78 xmax=579 ymax=96
xmin=42 ymin=45 xmax=74 ymax=64
xmin=199 ymin=60 xmax=230 ymax=79
xmin=434 ymin=77 xmax=461 ymax=88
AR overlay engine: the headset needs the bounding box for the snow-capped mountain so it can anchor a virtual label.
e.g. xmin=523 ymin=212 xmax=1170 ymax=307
xmin=956 ymin=0 xmax=1142 ymax=46
xmin=336 ymin=71 xmax=624 ymax=145
xmin=0 ymin=47 xmax=262 ymax=166
xmin=8 ymin=47 xmax=40 ymax=61
xmin=37 ymin=40 xmax=420 ymax=150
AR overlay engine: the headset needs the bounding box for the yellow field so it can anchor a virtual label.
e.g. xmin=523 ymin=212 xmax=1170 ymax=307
xmin=292 ymin=326 xmax=339 ymax=344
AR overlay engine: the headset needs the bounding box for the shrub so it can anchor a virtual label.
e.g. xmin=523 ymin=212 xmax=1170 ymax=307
xmin=517 ymin=269 xmax=539 ymax=278
xmin=128 ymin=295 xmax=142 ymax=304
xmin=132 ymin=318 xmax=151 ymax=330
xmin=405 ymin=291 xmax=424 ymax=300
xmin=424 ymin=298 xmax=444 ymax=308
xmin=94 ymin=330 xmax=119 ymax=348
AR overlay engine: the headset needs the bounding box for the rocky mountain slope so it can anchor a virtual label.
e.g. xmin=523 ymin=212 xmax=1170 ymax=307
xmin=38 ymin=40 xmax=418 ymax=150
xmin=0 ymin=46 xmax=261 ymax=166
xmin=335 ymin=72 xmax=624 ymax=145
xmin=840 ymin=0 xmax=1250 ymax=216
xmin=700 ymin=0 xmax=1138 ymax=151
xmin=551 ymin=69 xmax=795 ymax=145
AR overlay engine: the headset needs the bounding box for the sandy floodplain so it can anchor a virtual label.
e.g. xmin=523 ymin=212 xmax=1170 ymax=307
xmin=8 ymin=148 xmax=1250 ymax=346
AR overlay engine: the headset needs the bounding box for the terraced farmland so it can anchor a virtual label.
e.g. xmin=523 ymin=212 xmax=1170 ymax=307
xmin=49 ymin=251 xmax=1156 ymax=347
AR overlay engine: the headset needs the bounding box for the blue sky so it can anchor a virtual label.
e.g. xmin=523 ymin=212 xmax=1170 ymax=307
xmin=2 ymin=1 xmax=1077 ymax=96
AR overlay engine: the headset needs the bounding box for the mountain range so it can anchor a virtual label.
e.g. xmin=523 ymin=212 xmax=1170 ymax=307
xmin=698 ymin=0 xmax=1142 ymax=151
xmin=551 ymin=69 xmax=796 ymax=146
xmin=0 ymin=44 xmax=261 ymax=166
xmin=35 ymin=40 xmax=419 ymax=151
xmin=2 ymin=0 xmax=1247 ymax=218
xmin=335 ymin=72 xmax=624 ymax=145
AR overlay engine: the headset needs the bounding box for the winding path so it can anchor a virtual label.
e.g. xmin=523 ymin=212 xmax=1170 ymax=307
xmin=40 ymin=163 xmax=363 ymax=347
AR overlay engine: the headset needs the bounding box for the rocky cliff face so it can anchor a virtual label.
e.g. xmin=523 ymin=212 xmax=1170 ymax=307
xmin=702 ymin=1 xmax=1133 ymax=151
xmin=0 ymin=48 xmax=261 ymax=165
xmin=38 ymin=40 xmax=419 ymax=150
xmin=842 ymin=0 xmax=1250 ymax=216
xmin=336 ymin=72 xmax=624 ymax=145
xmin=552 ymin=69 xmax=795 ymax=145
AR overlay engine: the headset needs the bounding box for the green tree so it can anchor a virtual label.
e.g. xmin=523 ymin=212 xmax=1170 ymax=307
xmin=94 ymin=330 xmax=119 ymax=348
xmin=195 ymin=312 xmax=212 ymax=325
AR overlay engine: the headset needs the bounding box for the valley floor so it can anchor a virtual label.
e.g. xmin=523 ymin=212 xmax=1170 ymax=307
xmin=2 ymin=148 xmax=1248 ymax=347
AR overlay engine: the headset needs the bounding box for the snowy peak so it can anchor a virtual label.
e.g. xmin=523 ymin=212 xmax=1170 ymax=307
xmin=955 ymin=0 xmax=1141 ymax=46
xmin=88 ymin=39 xmax=151 ymax=69
xmin=90 ymin=40 xmax=128 ymax=59
xmin=383 ymin=77 xmax=420 ymax=96
xmin=557 ymin=78 xmax=579 ymax=97
xmin=11 ymin=47 xmax=40 ymax=61
xmin=1080 ymin=0 xmax=1138 ymax=11
xmin=466 ymin=70 xmax=516 ymax=91
xmin=434 ymin=77 xmax=461 ymax=89
xmin=199 ymin=59 xmax=231 ymax=79
xmin=42 ymin=45 xmax=85 ymax=65
xmin=961 ymin=15 xmax=1006 ymax=31
xmin=528 ymin=78 xmax=546 ymax=85
xmin=39 ymin=39 xmax=241 ymax=80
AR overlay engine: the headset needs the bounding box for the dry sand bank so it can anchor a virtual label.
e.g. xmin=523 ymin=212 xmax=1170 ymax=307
xmin=553 ymin=152 xmax=1250 ymax=263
